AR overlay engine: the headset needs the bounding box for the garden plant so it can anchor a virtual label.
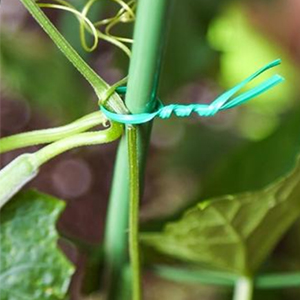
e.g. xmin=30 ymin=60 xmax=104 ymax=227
xmin=0 ymin=1 xmax=300 ymax=300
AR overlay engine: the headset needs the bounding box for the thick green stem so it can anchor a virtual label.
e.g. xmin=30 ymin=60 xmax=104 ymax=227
xmin=0 ymin=112 xmax=105 ymax=153
xmin=0 ymin=122 xmax=123 ymax=209
xmin=233 ymin=277 xmax=254 ymax=300
xmin=34 ymin=122 xmax=123 ymax=165
xmin=103 ymin=0 xmax=169 ymax=299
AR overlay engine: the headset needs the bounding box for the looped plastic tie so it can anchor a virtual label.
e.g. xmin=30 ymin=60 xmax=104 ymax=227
xmin=100 ymin=59 xmax=284 ymax=125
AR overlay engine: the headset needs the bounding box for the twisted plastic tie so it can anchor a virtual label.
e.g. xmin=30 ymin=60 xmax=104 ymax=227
xmin=100 ymin=59 xmax=284 ymax=125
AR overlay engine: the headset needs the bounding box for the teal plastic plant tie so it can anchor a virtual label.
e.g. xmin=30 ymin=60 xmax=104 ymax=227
xmin=100 ymin=59 xmax=284 ymax=124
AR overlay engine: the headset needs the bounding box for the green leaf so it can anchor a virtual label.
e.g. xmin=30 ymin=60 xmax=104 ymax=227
xmin=141 ymin=155 xmax=300 ymax=276
xmin=0 ymin=190 xmax=74 ymax=300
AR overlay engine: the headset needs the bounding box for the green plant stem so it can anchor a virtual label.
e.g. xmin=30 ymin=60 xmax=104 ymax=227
xmin=233 ymin=277 xmax=254 ymax=300
xmin=0 ymin=112 xmax=106 ymax=154
xmin=152 ymin=265 xmax=300 ymax=289
xmin=34 ymin=122 xmax=123 ymax=166
xmin=0 ymin=122 xmax=122 ymax=209
xmin=256 ymin=272 xmax=300 ymax=289
xmin=127 ymin=126 xmax=140 ymax=300
xmin=19 ymin=0 xmax=127 ymax=114
xmin=152 ymin=265 xmax=237 ymax=286
xmin=103 ymin=0 xmax=169 ymax=299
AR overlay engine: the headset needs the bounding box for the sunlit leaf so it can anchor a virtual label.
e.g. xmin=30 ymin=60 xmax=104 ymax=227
xmin=142 ymin=155 xmax=300 ymax=275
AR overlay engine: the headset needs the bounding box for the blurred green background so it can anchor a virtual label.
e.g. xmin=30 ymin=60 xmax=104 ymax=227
xmin=1 ymin=0 xmax=300 ymax=299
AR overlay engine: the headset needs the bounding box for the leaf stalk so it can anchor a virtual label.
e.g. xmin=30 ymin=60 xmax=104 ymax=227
xmin=233 ymin=277 xmax=254 ymax=300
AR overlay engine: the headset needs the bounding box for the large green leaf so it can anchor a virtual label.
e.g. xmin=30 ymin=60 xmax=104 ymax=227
xmin=142 ymin=155 xmax=300 ymax=275
xmin=0 ymin=190 xmax=74 ymax=300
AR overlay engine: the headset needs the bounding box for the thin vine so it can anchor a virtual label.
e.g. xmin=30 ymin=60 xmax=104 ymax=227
xmin=127 ymin=126 xmax=141 ymax=300
xmin=36 ymin=0 xmax=136 ymax=56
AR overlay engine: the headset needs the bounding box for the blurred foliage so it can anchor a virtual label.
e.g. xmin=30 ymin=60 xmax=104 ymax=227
xmin=153 ymin=0 xmax=300 ymax=201
xmin=209 ymin=6 xmax=297 ymax=110
xmin=0 ymin=31 xmax=91 ymax=122
xmin=208 ymin=5 xmax=299 ymax=140
xmin=202 ymin=106 xmax=300 ymax=198
xmin=147 ymin=1 xmax=300 ymax=203
xmin=158 ymin=0 xmax=223 ymax=97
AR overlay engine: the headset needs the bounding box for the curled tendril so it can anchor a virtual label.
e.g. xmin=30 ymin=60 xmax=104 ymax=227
xmin=101 ymin=0 xmax=136 ymax=44
xmin=37 ymin=0 xmax=99 ymax=52
xmin=80 ymin=0 xmax=99 ymax=52
xmin=36 ymin=0 xmax=136 ymax=56
xmin=93 ymin=0 xmax=136 ymax=55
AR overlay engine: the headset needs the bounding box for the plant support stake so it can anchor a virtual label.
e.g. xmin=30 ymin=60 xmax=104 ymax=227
xmin=103 ymin=0 xmax=169 ymax=299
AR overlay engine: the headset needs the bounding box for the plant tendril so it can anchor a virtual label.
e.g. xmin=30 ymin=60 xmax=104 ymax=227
xmin=37 ymin=1 xmax=99 ymax=52
xmin=36 ymin=0 xmax=135 ymax=56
